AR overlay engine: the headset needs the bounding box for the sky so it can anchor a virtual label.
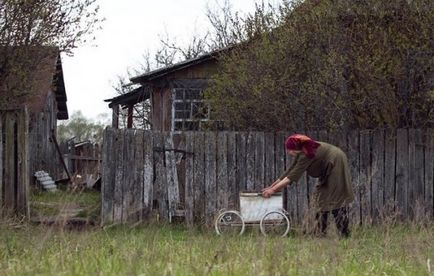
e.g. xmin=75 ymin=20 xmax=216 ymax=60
xmin=61 ymin=0 xmax=277 ymax=122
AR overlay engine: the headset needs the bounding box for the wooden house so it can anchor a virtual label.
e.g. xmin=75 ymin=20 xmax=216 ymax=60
xmin=105 ymin=48 xmax=228 ymax=131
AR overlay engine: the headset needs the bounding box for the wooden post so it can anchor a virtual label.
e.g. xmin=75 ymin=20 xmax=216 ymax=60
xmin=4 ymin=112 xmax=16 ymax=213
xmin=205 ymin=132 xmax=217 ymax=227
xmin=112 ymin=104 xmax=119 ymax=129
xmin=143 ymin=131 xmax=154 ymax=221
xmin=396 ymin=129 xmax=409 ymax=219
xmin=184 ymin=132 xmax=194 ymax=227
xmin=217 ymin=132 xmax=228 ymax=211
xmin=17 ymin=108 xmax=30 ymax=218
xmin=127 ymin=105 xmax=133 ymax=129
xmin=101 ymin=127 xmax=115 ymax=225
xmin=0 ymin=115 xmax=3 ymax=211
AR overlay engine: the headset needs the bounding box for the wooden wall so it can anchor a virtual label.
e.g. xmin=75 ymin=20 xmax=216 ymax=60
xmin=29 ymin=92 xmax=63 ymax=182
xmin=149 ymin=59 xmax=218 ymax=131
xmin=101 ymin=128 xmax=434 ymax=227
xmin=0 ymin=108 xmax=30 ymax=217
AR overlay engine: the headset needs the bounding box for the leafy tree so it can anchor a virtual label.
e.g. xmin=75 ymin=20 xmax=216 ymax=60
xmin=0 ymin=0 xmax=102 ymax=108
xmin=205 ymin=0 xmax=434 ymax=131
xmin=57 ymin=111 xmax=108 ymax=144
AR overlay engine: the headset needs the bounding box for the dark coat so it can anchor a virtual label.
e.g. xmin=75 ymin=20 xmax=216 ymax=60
xmin=279 ymin=142 xmax=355 ymax=211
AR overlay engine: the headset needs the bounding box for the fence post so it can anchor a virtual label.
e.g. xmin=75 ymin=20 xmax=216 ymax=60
xmin=0 ymin=115 xmax=2 ymax=212
xmin=17 ymin=108 xmax=30 ymax=217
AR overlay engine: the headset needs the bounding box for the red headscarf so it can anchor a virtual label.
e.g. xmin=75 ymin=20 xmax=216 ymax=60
xmin=285 ymin=134 xmax=321 ymax=159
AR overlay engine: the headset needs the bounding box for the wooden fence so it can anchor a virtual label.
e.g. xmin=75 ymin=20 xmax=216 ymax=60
xmin=0 ymin=108 xmax=30 ymax=217
xmin=62 ymin=141 xmax=101 ymax=187
xmin=101 ymin=128 xmax=433 ymax=227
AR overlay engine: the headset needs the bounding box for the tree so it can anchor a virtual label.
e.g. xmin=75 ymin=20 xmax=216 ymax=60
xmin=57 ymin=111 xmax=108 ymax=144
xmin=205 ymin=0 xmax=434 ymax=131
xmin=0 ymin=0 xmax=102 ymax=108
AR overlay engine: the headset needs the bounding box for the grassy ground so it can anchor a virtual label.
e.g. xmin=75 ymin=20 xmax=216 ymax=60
xmin=30 ymin=187 xmax=101 ymax=222
xmin=0 ymin=222 xmax=433 ymax=275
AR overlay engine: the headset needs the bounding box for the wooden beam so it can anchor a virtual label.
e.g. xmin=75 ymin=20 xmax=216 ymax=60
xmin=112 ymin=105 xmax=119 ymax=129
xmin=127 ymin=105 xmax=133 ymax=129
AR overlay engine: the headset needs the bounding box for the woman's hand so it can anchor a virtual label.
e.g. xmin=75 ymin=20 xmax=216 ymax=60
xmin=262 ymin=187 xmax=275 ymax=198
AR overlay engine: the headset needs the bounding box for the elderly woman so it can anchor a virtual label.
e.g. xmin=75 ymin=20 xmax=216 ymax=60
xmin=262 ymin=134 xmax=355 ymax=237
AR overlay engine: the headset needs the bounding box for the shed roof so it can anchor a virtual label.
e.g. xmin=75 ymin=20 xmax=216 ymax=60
xmin=129 ymin=46 xmax=229 ymax=84
xmin=0 ymin=46 xmax=68 ymax=119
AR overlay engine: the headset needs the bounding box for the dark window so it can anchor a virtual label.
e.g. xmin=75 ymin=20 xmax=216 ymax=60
xmin=172 ymin=88 xmax=210 ymax=131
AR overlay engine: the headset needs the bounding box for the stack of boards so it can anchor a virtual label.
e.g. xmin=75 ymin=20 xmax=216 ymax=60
xmin=34 ymin=171 xmax=57 ymax=192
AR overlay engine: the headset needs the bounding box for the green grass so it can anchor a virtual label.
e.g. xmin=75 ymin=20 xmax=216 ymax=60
xmin=0 ymin=223 xmax=433 ymax=275
xmin=30 ymin=188 xmax=101 ymax=221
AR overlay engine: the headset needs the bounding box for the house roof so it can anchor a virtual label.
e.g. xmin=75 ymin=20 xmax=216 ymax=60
xmin=0 ymin=46 xmax=68 ymax=119
xmin=105 ymin=46 xmax=233 ymax=108
xmin=129 ymin=46 xmax=230 ymax=84
xmin=104 ymin=85 xmax=151 ymax=108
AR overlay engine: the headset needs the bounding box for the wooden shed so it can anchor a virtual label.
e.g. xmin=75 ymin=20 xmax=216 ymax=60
xmin=105 ymin=48 xmax=230 ymax=131
xmin=27 ymin=48 xmax=69 ymax=182
xmin=1 ymin=46 xmax=69 ymax=183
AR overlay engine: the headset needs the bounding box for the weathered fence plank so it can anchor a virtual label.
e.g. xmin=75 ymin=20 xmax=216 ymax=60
xmin=396 ymin=129 xmax=409 ymax=218
xmin=217 ymin=132 xmax=228 ymax=211
xmin=0 ymin=117 xmax=2 ymax=211
xmin=236 ymin=132 xmax=247 ymax=194
xmin=424 ymin=129 xmax=433 ymax=218
xmin=122 ymin=129 xmax=135 ymax=222
xmin=16 ymin=109 xmax=29 ymax=216
xmin=205 ymin=132 xmax=217 ymax=227
xmin=246 ymin=132 xmax=255 ymax=191
xmin=348 ymin=130 xmax=361 ymax=225
xmin=264 ymin=132 xmax=275 ymax=187
xmin=143 ymin=131 xmax=154 ymax=220
xmin=4 ymin=112 xmax=16 ymax=213
xmin=360 ymin=130 xmax=372 ymax=225
xmin=413 ymin=129 xmax=425 ymax=220
xmin=371 ymin=129 xmax=384 ymax=222
xmin=255 ymin=132 xmax=265 ymax=190
xmin=165 ymin=133 xmax=180 ymax=222
xmin=173 ymin=133 xmax=186 ymax=210
xmin=193 ymin=132 xmax=205 ymax=224
xmin=384 ymin=129 xmax=396 ymax=216
xmin=408 ymin=129 xmax=416 ymax=220
xmin=275 ymin=132 xmax=286 ymax=210
xmin=154 ymin=132 xmax=168 ymax=222
xmin=133 ymin=130 xmax=144 ymax=222
xmin=184 ymin=132 xmax=194 ymax=227
xmin=227 ymin=132 xmax=237 ymax=209
xmin=101 ymin=128 xmax=114 ymax=224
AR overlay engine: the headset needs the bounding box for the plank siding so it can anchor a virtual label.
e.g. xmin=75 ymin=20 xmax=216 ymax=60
xmin=101 ymin=127 xmax=115 ymax=224
xmin=143 ymin=131 xmax=154 ymax=220
xmin=246 ymin=132 xmax=255 ymax=191
xmin=384 ymin=129 xmax=396 ymax=216
xmin=395 ymin=129 xmax=409 ymax=218
xmin=227 ymin=132 xmax=237 ymax=209
xmin=193 ymin=132 xmax=205 ymax=224
xmin=0 ymin=109 xmax=30 ymax=218
xmin=184 ymin=132 xmax=194 ymax=227
xmin=204 ymin=132 xmax=217 ymax=227
xmin=424 ymin=129 xmax=433 ymax=218
xmin=217 ymin=132 xmax=228 ymax=211
xmin=348 ymin=130 xmax=361 ymax=225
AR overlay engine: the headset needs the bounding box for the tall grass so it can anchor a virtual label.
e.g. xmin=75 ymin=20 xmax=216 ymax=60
xmin=0 ymin=222 xmax=433 ymax=275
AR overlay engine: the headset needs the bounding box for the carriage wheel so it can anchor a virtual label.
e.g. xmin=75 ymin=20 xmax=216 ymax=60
xmin=215 ymin=210 xmax=245 ymax=235
xmin=260 ymin=210 xmax=290 ymax=237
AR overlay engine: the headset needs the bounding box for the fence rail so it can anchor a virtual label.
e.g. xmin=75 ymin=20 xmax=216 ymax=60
xmin=101 ymin=128 xmax=434 ymax=227
xmin=0 ymin=108 xmax=30 ymax=217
